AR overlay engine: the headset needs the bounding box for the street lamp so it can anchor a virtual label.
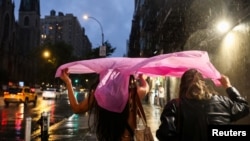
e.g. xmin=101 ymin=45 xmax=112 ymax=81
xmin=83 ymin=15 xmax=106 ymax=56
xmin=216 ymin=20 xmax=231 ymax=34
xmin=42 ymin=50 xmax=56 ymax=64
xmin=43 ymin=50 xmax=50 ymax=58
xmin=83 ymin=15 xmax=104 ymax=45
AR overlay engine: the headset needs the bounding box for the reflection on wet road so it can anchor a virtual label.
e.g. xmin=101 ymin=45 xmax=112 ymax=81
xmin=0 ymin=95 xmax=73 ymax=141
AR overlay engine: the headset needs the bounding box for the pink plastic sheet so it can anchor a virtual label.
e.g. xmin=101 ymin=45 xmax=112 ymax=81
xmin=55 ymin=50 xmax=221 ymax=113
xmin=130 ymin=50 xmax=221 ymax=80
xmin=55 ymin=57 xmax=146 ymax=77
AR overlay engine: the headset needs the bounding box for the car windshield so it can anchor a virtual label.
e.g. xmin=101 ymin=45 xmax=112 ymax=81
xmin=8 ymin=88 xmax=22 ymax=94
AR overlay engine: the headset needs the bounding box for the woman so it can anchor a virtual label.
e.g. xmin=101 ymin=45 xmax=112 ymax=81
xmin=156 ymin=68 xmax=249 ymax=141
xmin=158 ymin=84 xmax=165 ymax=108
xmin=60 ymin=69 xmax=149 ymax=141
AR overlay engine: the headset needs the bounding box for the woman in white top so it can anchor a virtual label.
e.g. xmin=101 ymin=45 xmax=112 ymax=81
xmin=158 ymin=84 xmax=165 ymax=108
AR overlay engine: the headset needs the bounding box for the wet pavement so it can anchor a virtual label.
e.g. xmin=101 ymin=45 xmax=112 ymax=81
xmin=31 ymin=103 xmax=162 ymax=141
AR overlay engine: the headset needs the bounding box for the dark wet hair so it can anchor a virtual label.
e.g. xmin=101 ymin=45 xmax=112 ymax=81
xmin=179 ymin=69 xmax=216 ymax=100
xmin=87 ymin=76 xmax=132 ymax=141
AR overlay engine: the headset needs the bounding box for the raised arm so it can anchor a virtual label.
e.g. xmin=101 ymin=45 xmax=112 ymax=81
xmin=60 ymin=69 xmax=93 ymax=113
xmin=136 ymin=74 xmax=150 ymax=99
xmin=218 ymin=74 xmax=249 ymax=121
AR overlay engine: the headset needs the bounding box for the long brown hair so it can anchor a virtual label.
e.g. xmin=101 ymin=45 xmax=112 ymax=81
xmin=179 ymin=69 xmax=216 ymax=100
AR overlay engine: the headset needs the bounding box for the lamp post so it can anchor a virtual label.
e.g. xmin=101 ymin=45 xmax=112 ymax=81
xmin=83 ymin=15 xmax=104 ymax=45
xmin=83 ymin=15 xmax=106 ymax=56
xmin=43 ymin=50 xmax=56 ymax=64
xmin=43 ymin=50 xmax=51 ymax=59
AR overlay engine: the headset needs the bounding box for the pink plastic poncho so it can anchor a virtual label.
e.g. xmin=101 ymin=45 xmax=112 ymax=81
xmin=55 ymin=50 xmax=221 ymax=113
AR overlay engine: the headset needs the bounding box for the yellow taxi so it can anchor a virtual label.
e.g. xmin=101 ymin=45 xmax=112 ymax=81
xmin=3 ymin=86 xmax=37 ymax=107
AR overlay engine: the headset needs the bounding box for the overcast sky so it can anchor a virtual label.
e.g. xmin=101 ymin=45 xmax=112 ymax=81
xmin=14 ymin=0 xmax=134 ymax=57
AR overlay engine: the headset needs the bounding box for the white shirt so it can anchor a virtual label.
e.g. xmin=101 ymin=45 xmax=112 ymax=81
xmin=158 ymin=86 xmax=165 ymax=98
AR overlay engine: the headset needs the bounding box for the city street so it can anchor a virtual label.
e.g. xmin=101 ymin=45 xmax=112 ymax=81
xmin=0 ymin=93 xmax=74 ymax=141
xmin=0 ymin=92 xmax=162 ymax=141
xmin=30 ymin=103 xmax=161 ymax=141
xmin=1 ymin=90 xmax=250 ymax=141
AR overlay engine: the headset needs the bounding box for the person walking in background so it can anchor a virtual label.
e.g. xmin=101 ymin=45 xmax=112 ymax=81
xmin=156 ymin=68 xmax=249 ymax=141
xmin=60 ymin=69 xmax=149 ymax=141
xmin=158 ymin=84 xmax=165 ymax=108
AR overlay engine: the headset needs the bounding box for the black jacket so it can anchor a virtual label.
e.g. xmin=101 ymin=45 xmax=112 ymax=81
xmin=156 ymin=87 xmax=249 ymax=141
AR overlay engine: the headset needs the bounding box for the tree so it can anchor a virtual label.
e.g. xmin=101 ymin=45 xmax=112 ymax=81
xmin=86 ymin=40 xmax=116 ymax=59
xmin=34 ymin=40 xmax=116 ymax=87
xmin=35 ymin=41 xmax=75 ymax=84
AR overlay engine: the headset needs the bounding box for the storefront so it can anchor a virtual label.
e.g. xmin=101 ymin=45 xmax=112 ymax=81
xmin=147 ymin=76 xmax=180 ymax=106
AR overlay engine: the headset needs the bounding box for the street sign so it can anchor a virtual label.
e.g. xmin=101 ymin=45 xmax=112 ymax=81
xmin=99 ymin=45 xmax=106 ymax=57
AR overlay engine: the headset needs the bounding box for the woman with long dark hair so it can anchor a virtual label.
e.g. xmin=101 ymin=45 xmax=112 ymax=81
xmin=60 ymin=69 xmax=149 ymax=141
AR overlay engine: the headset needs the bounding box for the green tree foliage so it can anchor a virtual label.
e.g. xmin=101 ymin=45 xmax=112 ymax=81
xmin=34 ymin=40 xmax=116 ymax=86
xmin=50 ymin=41 xmax=76 ymax=65
xmin=35 ymin=41 xmax=75 ymax=84
xmin=87 ymin=40 xmax=116 ymax=59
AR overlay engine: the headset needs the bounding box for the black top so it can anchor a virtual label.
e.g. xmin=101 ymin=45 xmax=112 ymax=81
xmin=156 ymin=87 xmax=249 ymax=141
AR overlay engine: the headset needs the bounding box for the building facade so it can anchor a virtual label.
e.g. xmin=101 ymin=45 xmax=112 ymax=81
xmin=0 ymin=0 xmax=92 ymax=88
xmin=40 ymin=10 xmax=92 ymax=58
xmin=0 ymin=0 xmax=40 ymax=86
xmin=128 ymin=0 xmax=250 ymax=118
xmin=0 ymin=0 xmax=17 ymax=85
xmin=17 ymin=0 xmax=40 ymax=84
xmin=128 ymin=0 xmax=250 ymax=57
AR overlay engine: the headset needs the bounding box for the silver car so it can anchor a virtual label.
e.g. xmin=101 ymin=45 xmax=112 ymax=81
xmin=42 ymin=88 xmax=60 ymax=100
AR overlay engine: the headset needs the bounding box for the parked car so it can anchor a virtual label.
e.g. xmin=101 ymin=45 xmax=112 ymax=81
xmin=42 ymin=88 xmax=60 ymax=100
xmin=3 ymin=86 xmax=37 ymax=107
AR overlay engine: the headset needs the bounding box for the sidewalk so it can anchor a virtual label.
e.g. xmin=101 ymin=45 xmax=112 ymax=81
xmin=31 ymin=103 xmax=162 ymax=141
